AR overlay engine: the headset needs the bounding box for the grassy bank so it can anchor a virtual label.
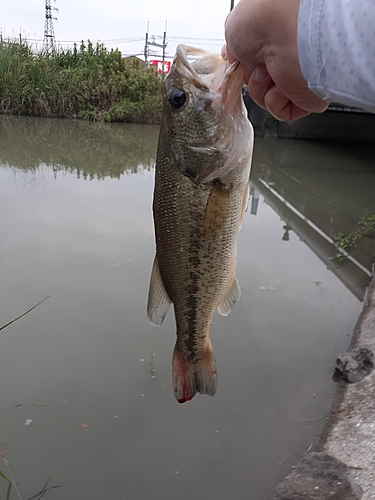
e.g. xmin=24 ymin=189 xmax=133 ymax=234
xmin=0 ymin=39 xmax=163 ymax=123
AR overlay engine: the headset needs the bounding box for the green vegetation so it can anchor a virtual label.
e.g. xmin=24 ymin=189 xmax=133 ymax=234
xmin=333 ymin=211 xmax=375 ymax=265
xmin=0 ymin=39 xmax=163 ymax=123
xmin=0 ymin=468 xmax=11 ymax=500
xmin=0 ymin=467 xmax=60 ymax=500
xmin=0 ymin=296 xmax=49 ymax=332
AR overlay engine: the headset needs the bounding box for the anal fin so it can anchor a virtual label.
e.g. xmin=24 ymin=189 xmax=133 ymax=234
xmin=217 ymin=276 xmax=241 ymax=316
xmin=147 ymin=254 xmax=172 ymax=327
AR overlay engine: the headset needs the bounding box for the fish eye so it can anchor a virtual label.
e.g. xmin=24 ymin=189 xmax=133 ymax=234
xmin=168 ymin=88 xmax=187 ymax=109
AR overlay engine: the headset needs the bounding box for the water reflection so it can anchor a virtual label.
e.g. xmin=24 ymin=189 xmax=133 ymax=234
xmin=3 ymin=116 xmax=373 ymax=301
xmin=0 ymin=116 xmax=371 ymax=500
xmin=0 ymin=115 xmax=158 ymax=178
xmin=250 ymin=138 xmax=375 ymax=300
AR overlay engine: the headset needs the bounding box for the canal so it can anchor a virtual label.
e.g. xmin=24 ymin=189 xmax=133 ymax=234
xmin=0 ymin=116 xmax=374 ymax=500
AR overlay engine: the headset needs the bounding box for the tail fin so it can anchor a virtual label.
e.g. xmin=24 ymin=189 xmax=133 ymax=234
xmin=172 ymin=341 xmax=217 ymax=404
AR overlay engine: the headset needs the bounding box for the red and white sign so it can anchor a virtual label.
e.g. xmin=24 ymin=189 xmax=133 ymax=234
xmin=149 ymin=59 xmax=171 ymax=75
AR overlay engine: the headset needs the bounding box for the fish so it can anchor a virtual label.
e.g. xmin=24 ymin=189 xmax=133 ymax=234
xmin=147 ymin=45 xmax=254 ymax=403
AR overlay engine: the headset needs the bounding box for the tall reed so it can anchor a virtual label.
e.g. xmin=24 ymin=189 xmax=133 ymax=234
xmin=0 ymin=39 xmax=163 ymax=123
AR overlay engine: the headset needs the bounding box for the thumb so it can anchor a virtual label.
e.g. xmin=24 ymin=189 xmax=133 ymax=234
xmin=221 ymin=44 xmax=238 ymax=64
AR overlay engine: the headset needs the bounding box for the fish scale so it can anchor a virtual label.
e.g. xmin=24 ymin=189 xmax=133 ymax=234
xmin=147 ymin=45 xmax=253 ymax=403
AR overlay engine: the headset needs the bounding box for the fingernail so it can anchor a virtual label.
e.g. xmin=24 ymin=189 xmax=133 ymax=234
xmin=252 ymin=64 xmax=269 ymax=82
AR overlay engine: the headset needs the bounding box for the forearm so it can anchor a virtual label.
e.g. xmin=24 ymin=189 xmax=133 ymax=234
xmin=298 ymin=0 xmax=375 ymax=111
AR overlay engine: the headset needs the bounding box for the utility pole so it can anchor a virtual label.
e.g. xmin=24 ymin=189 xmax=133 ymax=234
xmin=43 ymin=0 xmax=58 ymax=53
xmin=145 ymin=22 xmax=168 ymax=75
xmin=144 ymin=22 xmax=149 ymax=66
xmin=161 ymin=21 xmax=167 ymax=80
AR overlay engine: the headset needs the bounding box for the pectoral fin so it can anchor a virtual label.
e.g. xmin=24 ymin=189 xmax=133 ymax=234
xmin=147 ymin=255 xmax=172 ymax=327
xmin=203 ymin=180 xmax=232 ymax=240
xmin=217 ymin=276 xmax=241 ymax=316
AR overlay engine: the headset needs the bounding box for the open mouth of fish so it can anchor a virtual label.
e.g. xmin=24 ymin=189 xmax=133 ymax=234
xmin=173 ymin=44 xmax=244 ymax=113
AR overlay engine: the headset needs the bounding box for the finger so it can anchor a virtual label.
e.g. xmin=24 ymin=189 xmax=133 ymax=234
xmin=246 ymin=64 xmax=274 ymax=110
xmin=247 ymin=64 xmax=313 ymax=121
xmin=243 ymin=65 xmax=254 ymax=84
xmin=264 ymin=85 xmax=311 ymax=121
xmin=222 ymin=44 xmax=237 ymax=64
xmin=221 ymin=45 xmax=227 ymax=60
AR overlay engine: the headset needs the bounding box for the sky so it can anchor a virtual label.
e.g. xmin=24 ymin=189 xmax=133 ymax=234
xmin=1 ymin=0 xmax=237 ymax=60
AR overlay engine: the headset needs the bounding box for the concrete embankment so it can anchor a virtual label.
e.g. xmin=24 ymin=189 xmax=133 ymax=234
xmin=321 ymin=273 xmax=375 ymax=499
xmin=274 ymin=273 xmax=375 ymax=499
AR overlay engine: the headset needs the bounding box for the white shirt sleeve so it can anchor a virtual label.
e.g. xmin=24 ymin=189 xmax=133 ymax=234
xmin=297 ymin=0 xmax=375 ymax=112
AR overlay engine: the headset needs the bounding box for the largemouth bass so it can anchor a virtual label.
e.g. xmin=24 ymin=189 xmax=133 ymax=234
xmin=147 ymin=45 xmax=253 ymax=403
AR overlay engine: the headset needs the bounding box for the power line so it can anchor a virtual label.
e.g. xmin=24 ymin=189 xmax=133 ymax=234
xmin=167 ymin=39 xmax=224 ymax=47
xmin=168 ymin=35 xmax=224 ymax=42
xmin=28 ymin=36 xmax=144 ymax=44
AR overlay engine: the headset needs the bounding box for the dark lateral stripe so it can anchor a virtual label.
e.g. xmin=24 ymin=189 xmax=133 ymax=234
xmin=185 ymin=286 xmax=198 ymax=361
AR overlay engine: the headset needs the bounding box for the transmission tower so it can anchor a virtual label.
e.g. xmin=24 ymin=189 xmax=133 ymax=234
xmin=43 ymin=0 xmax=58 ymax=52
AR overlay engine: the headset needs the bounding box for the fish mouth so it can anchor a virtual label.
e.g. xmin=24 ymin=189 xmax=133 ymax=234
xmin=174 ymin=44 xmax=229 ymax=93
xmin=173 ymin=44 xmax=244 ymax=113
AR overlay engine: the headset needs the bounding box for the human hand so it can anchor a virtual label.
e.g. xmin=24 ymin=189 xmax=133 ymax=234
xmin=223 ymin=0 xmax=328 ymax=121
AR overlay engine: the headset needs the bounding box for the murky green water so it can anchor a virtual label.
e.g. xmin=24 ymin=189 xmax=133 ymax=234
xmin=1 ymin=116 xmax=374 ymax=500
